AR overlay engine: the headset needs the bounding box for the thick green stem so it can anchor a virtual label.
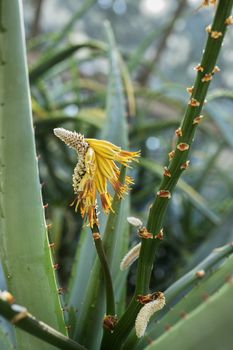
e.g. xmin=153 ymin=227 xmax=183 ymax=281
xmin=0 ymin=295 xmax=86 ymax=350
xmin=101 ymin=1 xmax=233 ymax=349
xmin=91 ymin=224 xmax=115 ymax=316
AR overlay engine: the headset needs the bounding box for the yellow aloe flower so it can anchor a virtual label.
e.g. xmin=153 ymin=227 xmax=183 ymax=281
xmin=54 ymin=128 xmax=140 ymax=227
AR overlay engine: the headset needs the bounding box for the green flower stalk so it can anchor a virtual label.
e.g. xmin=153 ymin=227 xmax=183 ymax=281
xmin=101 ymin=1 xmax=233 ymax=349
xmin=54 ymin=128 xmax=139 ymax=334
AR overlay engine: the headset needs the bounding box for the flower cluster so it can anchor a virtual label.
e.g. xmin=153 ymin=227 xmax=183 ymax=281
xmin=54 ymin=128 xmax=140 ymax=227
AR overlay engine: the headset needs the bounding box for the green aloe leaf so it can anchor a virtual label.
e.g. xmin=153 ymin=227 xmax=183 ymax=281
xmin=0 ymin=1 xmax=66 ymax=349
xmin=144 ymin=281 xmax=233 ymax=350
xmin=101 ymin=20 xmax=130 ymax=299
xmin=0 ymin=326 xmax=14 ymax=350
xmin=65 ymin=226 xmax=96 ymax=336
xmin=135 ymin=247 xmax=233 ymax=350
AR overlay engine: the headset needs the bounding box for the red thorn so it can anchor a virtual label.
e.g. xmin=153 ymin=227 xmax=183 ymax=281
xmin=43 ymin=203 xmax=49 ymax=209
xmin=196 ymin=270 xmax=205 ymax=278
xmin=57 ymin=287 xmax=65 ymax=295
xmin=49 ymin=243 xmax=55 ymax=248
xmin=147 ymin=337 xmax=154 ymax=345
xmin=180 ymin=311 xmax=187 ymax=319
xmin=202 ymin=292 xmax=209 ymax=301
xmin=53 ymin=264 xmax=59 ymax=270
xmin=225 ymin=275 xmax=233 ymax=284
xmin=155 ymin=229 xmax=164 ymax=240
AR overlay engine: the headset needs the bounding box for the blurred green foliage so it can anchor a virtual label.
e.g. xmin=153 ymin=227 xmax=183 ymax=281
xmin=22 ymin=0 xmax=233 ymax=293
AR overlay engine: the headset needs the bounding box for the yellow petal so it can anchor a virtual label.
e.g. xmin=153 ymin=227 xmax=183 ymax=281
xmin=85 ymin=147 xmax=96 ymax=176
xmin=95 ymin=164 xmax=107 ymax=194
xmin=95 ymin=153 xmax=118 ymax=180
xmin=86 ymin=138 xmax=120 ymax=159
xmin=100 ymin=192 xmax=113 ymax=213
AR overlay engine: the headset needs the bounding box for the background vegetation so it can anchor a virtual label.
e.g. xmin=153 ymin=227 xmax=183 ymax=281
xmin=23 ymin=0 xmax=233 ymax=290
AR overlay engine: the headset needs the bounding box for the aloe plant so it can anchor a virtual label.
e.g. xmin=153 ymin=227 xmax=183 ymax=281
xmin=0 ymin=1 xmax=233 ymax=350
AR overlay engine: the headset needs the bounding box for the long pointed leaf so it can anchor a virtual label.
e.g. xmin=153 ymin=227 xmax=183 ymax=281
xmin=0 ymin=1 xmax=66 ymax=348
xmin=144 ymin=281 xmax=233 ymax=350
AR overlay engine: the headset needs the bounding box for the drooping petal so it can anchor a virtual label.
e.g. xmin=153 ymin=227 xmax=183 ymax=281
xmin=95 ymin=153 xmax=118 ymax=181
xmin=100 ymin=192 xmax=113 ymax=213
xmin=95 ymin=163 xmax=113 ymax=213
xmin=116 ymin=150 xmax=140 ymax=166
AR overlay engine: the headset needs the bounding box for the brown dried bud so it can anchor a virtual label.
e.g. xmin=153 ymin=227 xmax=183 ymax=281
xmin=189 ymin=98 xmax=200 ymax=107
xmin=212 ymin=66 xmax=220 ymax=73
xmin=136 ymin=292 xmax=162 ymax=304
xmin=103 ymin=315 xmax=118 ymax=332
xmin=177 ymin=143 xmax=189 ymax=151
xmin=211 ymin=31 xmax=222 ymax=39
xmin=205 ymin=25 xmax=212 ymax=33
xmin=193 ymin=115 xmax=204 ymax=125
xmin=175 ymin=127 xmax=183 ymax=137
xmin=163 ymin=167 xmax=171 ymax=178
xmin=180 ymin=161 xmax=190 ymax=170
xmin=157 ymin=190 xmax=171 ymax=199
xmin=200 ymin=0 xmax=217 ymax=7
xmin=202 ymin=73 xmax=212 ymax=82
xmin=225 ymin=16 xmax=233 ymax=25
xmin=186 ymin=86 xmax=194 ymax=95
xmin=155 ymin=229 xmax=164 ymax=240
xmin=92 ymin=232 xmax=101 ymax=240
xmin=0 ymin=291 xmax=15 ymax=304
xmin=168 ymin=150 xmax=175 ymax=161
xmin=138 ymin=227 xmax=153 ymax=239
xmin=194 ymin=64 xmax=204 ymax=72
xmin=196 ymin=270 xmax=205 ymax=278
